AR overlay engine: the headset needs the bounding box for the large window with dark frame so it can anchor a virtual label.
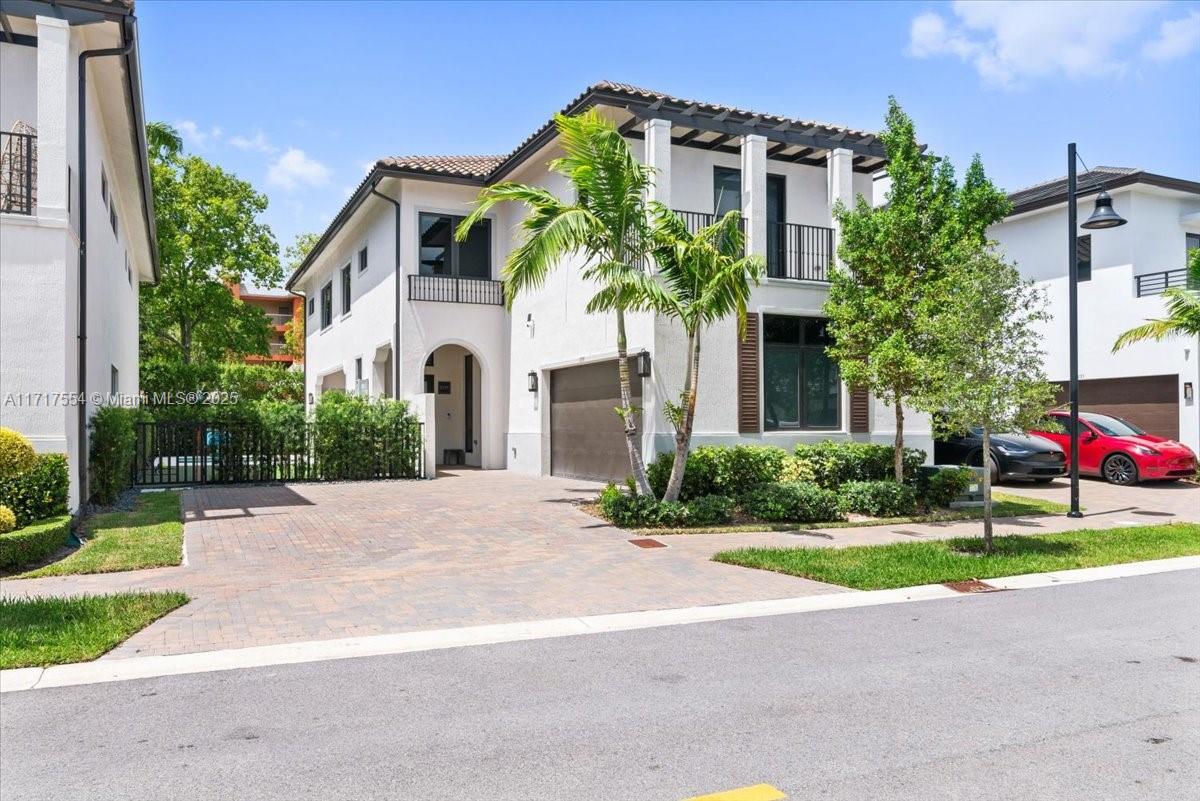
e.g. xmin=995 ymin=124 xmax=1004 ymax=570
xmin=762 ymin=315 xmax=840 ymax=431
xmin=1076 ymin=234 xmax=1092 ymax=282
xmin=419 ymin=213 xmax=491 ymax=278
xmin=320 ymin=282 xmax=332 ymax=329
xmin=340 ymin=264 xmax=352 ymax=314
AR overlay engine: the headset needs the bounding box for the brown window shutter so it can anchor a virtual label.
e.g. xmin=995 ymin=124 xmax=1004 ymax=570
xmin=849 ymin=386 xmax=870 ymax=433
xmin=737 ymin=313 xmax=760 ymax=434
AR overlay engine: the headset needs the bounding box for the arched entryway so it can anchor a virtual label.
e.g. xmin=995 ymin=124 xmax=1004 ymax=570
xmin=423 ymin=343 xmax=483 ymax=468
xmin=319 ymin=369 xmax=346 ymax=395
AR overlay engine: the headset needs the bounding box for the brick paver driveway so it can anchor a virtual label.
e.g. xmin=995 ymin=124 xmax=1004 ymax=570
xmin=1 ymin=470 xmax=841 ymax=659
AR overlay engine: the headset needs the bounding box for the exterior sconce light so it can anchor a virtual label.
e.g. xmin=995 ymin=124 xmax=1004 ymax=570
xmin=307 ymin=392 xmax=314 ymax=405
xmin=636 ymin=351 xmax=651 ymax=378
xmin=527 ymin=371 xmax=538 ymax=393
xmin=1185 ymin=382 xmax=1194 ymax=402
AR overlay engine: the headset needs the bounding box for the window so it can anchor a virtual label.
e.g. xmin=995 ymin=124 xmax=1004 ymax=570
xmin=762 ymin=315 xmax=840 ymax=430
xmin=100 ymin=168 xmax=108 ymax=205
xmin=358 ymin=246 xmax=368 ymax=273
xmin=1076 ymin=234 xmax=1091 ymax=282
xmin=277 ymin=303 xmax=290 ymax=316
xmin=340 ymin=264 xmax=351 ymax=314
xmin=1188 ymin=233 xmax=1200 ymax=255
xmin=425 ymin=352 xmax=434 ymax=367
xmin=424 ymin=374 xmax=435 ymax=394
xmin=713 ymin=167 xmax=741 ymax=216
xmin=110 ymin=365 xmax=119 ymax=394
xmin=419 ymin=213 xmax=491 ymax=278
xmin=355 ymin=357 xmax=363 ymax=382
xmin=308 ymin=297 xmax=315 ymax=317
xmin=320 ymin=282 xmax=333 ymax=329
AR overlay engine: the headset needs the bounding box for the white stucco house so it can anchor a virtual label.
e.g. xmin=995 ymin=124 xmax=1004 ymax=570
xmin=991 ymin=167 xmax=1200 ymax=454
xmin=0 ymin=0 xmax=158 ymax=508
xmin=287 ymin=82 xmax=932 ymax=481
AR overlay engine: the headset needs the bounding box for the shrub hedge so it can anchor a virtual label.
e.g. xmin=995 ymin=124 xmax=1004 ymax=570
xmin=0 ymin=515 xmax=71 ymax=571
xmin=0 ymin=428 xmax=37 ymax=480
xmin=0 ymin=454 xmax=70 ymax=528
xmin=792 ymin=441 xmax=925 ymax=488
xmin=738 ymin=482 xmax=843 ymax=523
xmin=89 ymin=406 xmax=145 ymax=505
xmin=312 ymin=393 xmax=422 ymax=480
xmin=915 ymin=467 xmax=976 ymax=510
xmin=647 ymin=445 xmax=790 ymax=500
xmin=0 ymin=505 xmax=14 ymax=534
xmin=597 ymin=484 xmax=734 ymax=528
xmin=837 ymin=481 xmax=918 ymax=517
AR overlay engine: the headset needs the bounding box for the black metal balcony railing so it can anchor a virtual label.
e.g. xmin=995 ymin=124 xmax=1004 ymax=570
xmin=768 ymin=221 xmax=834 ymax=282
xmin=0 ymin=131 xmax=36 ymax=216
xmin=1135 ymin=268 xmax=1195 ymax=297
xmin=408 ymin=274 xmax=504 ymax=305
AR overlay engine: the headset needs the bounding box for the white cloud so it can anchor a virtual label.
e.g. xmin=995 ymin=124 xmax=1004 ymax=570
xmin=229 ymin=130 xmax=278 ymax=155
xmin=176 ymin=120 xmax=223 ymax=148
xmin=1142 ymin=9 xmax=1200 ymax=61
xmin=907 ymin=1 xmax=1169 ymax=87
xmin=267 ymin=148 xmax=332 ymax=190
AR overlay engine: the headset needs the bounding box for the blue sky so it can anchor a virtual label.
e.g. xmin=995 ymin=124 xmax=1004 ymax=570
xmin=137 ymin=0 xmax=1200 ymax=282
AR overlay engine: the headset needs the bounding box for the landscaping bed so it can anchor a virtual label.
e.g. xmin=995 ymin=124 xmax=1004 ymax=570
xmin=0 ymin=592 xmax=189 ymax=669
xmin=712 ymin=522 xmax=1200 ymax=590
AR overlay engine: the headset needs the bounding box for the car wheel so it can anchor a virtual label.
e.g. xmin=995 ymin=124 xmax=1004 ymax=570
xmin=987 ymin=456 xmax=1001 ymax=485
xmin=1102 ymin=453 xmax=1139 ymax=486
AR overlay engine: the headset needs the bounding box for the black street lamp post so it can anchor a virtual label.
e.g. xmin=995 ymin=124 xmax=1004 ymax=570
xmin=1066 ymin=143 xmax=1127 ymax=518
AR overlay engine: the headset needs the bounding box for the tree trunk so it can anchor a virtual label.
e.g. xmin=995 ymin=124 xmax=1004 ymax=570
xmin=662 ymin=328 xmax=700 ymax=502
xmin=615 ymin=307 xmax=652 ymax=496
xmin=893 ymin=400 xmax=905 ymax=482
xmin=981 ymin=425 xmax=994 ymax=554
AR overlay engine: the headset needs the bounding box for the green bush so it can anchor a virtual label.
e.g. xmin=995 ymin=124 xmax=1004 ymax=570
xmin=89 ymin=406 xmax=144 ymax=505
xmin=139 ymin=359 xmax=303 ymax=421
xmin=596 ymin=485 xmax=734 ymax=528
xmin=0 ymin=505 xmax=14 ymax=534
xmin=685 ymin=494 xmax=735 ymax=526
xmin=647 ymin=445 xmax=790 ymax=500
xmin=0 ymin=454 xmax=70 ymax=528
xmin=312 ymin=393 xmax=421 ymax=480
xmin=0 ymin=428 xmax=37 ymax=480
xmin=739 ymin=482 xmax=843 ymax=523
xmin=837 ymin=481 xmax=918 ymax=517
xmin=778 ymin=455 xmax=816 ymax=483
xmin=792 ymin=441 xmax=925 ymax=488
xmin=0 ymin=515 xmax=71 ymax=570
xmin=916 ymin=467 xmax=976 ymax=509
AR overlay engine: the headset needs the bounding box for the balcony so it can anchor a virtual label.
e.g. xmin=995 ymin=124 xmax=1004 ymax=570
xmin=671 ymin=210 xmax=833 ymax=283
xmin=408 ymin=274 xmax=505 ymax=305
xmin=264 ymin=312 xmax=294 ymax=326
xmin=1136 ymin=268 xmax=1195 ymax=297
xmin=0 ymin=130 xmax=36 ymax=216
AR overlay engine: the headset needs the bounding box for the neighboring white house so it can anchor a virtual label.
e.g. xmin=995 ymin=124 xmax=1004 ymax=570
xmin=287 ymin=82 xmax=933 ymax=481
xmin=991 ymin=167 xmax=1200 ymax=454
xmin=0 ymin=0 xmax=158 ymax=508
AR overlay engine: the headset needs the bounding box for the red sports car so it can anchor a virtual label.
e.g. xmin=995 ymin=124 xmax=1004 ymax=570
xmin=1029 ymin=411 xmax=1197 ymax=485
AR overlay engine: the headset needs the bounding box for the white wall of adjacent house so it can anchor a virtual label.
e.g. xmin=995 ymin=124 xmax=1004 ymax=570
xmin=1 ymin=16 xmax=147 ymax=509
xmin=991 ymin=185 xmax=1200 ymax=453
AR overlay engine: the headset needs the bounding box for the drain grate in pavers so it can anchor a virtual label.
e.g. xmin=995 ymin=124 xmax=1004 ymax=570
xmin=943 ymin=579 xmax=1005 ymax=593
xmin=628 ymin=538 xmax=667 ymax=549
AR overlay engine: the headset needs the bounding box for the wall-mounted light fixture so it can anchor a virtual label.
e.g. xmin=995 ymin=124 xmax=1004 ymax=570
xmin=1185 ymin=382 xmax=1194 ymax=402
xmin=307 ymin=392 xmax=314 ymax=405
xmin=527 ymin=371 xmax=539 ymax=393
xmin=636 ymin=351 xmax=651 ymax=378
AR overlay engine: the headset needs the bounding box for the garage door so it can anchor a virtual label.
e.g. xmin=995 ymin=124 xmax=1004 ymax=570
xmin=550 ymin=360 xmax=642 ymax=482
xmin=1053 ymin=374 xmax=1179 ymax=441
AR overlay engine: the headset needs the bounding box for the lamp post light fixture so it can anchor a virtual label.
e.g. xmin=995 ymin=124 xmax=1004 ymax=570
xmin=1066 ymin=143 xmax=1127 ymax=518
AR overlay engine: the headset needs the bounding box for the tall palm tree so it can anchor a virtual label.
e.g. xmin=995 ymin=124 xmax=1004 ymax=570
xmin=455 ymin=110 xmax=656 ymax=494
xmin=596 ymin=205 xmax=763 ymax=502
xmin=1113 ymin=248 xmax=1200 ymax=351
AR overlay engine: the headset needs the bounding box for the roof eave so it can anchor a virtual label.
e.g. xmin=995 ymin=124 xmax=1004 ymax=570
xmin=1009 ymin=172 xmax=1200 ymax=217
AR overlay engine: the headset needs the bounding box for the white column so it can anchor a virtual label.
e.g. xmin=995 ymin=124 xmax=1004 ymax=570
xmin=740 ymin=134 xmax=767 ymax=258
xmin=35 ymin=15 xmax=70 ymax=222
xmin=827 ymin=147 xmax=854 ymax=264
xmin=644 ymin=118 xmax=672 ymax=209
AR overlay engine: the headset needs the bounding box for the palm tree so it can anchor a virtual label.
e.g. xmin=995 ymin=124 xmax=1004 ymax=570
xmin=597 ymin=205 xmax=763 ymax=502
xmin=146 ymin=121 xmax=183 ymax=160
xmin=1113 ymin=248 xmax=1200 ymax=351
xmin=455 ymin=110 xmax=656 ymax=494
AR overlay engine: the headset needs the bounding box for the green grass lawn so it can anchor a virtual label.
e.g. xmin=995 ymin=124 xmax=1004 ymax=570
xmin=642 ymin=492 xmax=1067 ymax=535
xmin=13 ymin=491 xmax=184 ymax=579
xmin=0 ymin=592 xmax=189 ymax=669
xmin=713 ymin=522 xmax=1200 ymax=590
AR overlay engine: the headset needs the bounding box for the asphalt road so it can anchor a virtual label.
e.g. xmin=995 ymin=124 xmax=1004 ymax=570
xmin=2 ymin=570 xmax=1198 ymax=801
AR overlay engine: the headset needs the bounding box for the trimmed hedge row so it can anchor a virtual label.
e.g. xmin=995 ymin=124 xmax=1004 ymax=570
xmin=739 ymin=482 xmax=842 ymax=523
xmin=0 ymin=515 xmax=72 ymax=571
xmin=598 ymin=485 xmax=734 ymax=528
xmin=837 ymin=481 xmax=918 ymax=517
xmin=793 ymin=441 xmax=926 ymax=488
xmin=0 ymin=454 xmax=70 ymax=528
xmin=90 ymin=406 xmax=144 ymax=505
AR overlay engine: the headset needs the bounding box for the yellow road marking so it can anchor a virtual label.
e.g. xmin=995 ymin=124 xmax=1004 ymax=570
xmin=683 ymin=783 xmax=787 ymax=801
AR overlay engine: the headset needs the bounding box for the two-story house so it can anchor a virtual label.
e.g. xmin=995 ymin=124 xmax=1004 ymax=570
xmin=991 ymin=167 xmax=1200 ymax=454
xmin=286 ymin=82 xmax=931 ymax=480
xmin=0 ymin=0 xmax=158 ymax=508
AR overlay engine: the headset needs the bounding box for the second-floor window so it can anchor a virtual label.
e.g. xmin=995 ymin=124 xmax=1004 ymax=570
xmin=359 ymin=246 xmax=368 ymax=273
xmin=419 ymin=213 xmax=491 ymax=278
xmin=308 ymin=297 xmax=315 ymax=317
xmin=713 ymin=167 xmax=741 ymax=216
xmin=1076 ymin=234 xmax=1092 ymax=282
xmin=321 ymin=282 xmax=332 ymax=329
xmin=341 ymin=264 xmax=352 ymax=314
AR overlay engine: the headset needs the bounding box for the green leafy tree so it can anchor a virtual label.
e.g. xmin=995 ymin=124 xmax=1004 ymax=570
xmin=605 ymin=206 xmax=763 ymax=502
xmin=455 ymin=110 xmax=656 ymax=494
xmin=140 ymin=122 xmax=280 ymax=365
xmin=824 ymin=98 xmax=1010 ymax=480
xmin=282 ymin=233 xmax=319 ymax=360
xmin=925 ymin=252 xmax=1054 ymax=552
xmin=1114 ymin=248 xmax=1200 ymax=350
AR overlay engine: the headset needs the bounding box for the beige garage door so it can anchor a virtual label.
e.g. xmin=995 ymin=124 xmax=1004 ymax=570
xmin=550 ymin=360 xmax=642 ymax=482
xmin=1053 ymin=374 xmax=1179 ymax=441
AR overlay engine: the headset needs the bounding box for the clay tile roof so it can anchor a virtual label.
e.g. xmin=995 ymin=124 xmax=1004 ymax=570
xmin=374 ymin=154 xmax=506 ymax=180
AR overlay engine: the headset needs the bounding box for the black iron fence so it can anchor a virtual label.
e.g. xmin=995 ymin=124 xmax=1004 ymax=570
xmin=132 ymin=419 xmax=424 ymax=486
xmin=408 ymin=274 xmax=504 ymax=305
xmin=768 ymin=221 xmax=834 ymax=282
xmin=0 ymin=131 xmax=36 ymax=215
xmin=1135 ymin=268 xmax=1194 ymax=297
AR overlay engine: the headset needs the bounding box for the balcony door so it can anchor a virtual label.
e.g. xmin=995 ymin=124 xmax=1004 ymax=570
xmin=419 ymin=213 xmax=491 ymax=278
xmin=765 ymin=174 xmax=786 ymax=277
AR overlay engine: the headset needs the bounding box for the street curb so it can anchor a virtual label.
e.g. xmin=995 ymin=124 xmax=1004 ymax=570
xmin=3 ymin=555 xmax=1197 ymax=693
